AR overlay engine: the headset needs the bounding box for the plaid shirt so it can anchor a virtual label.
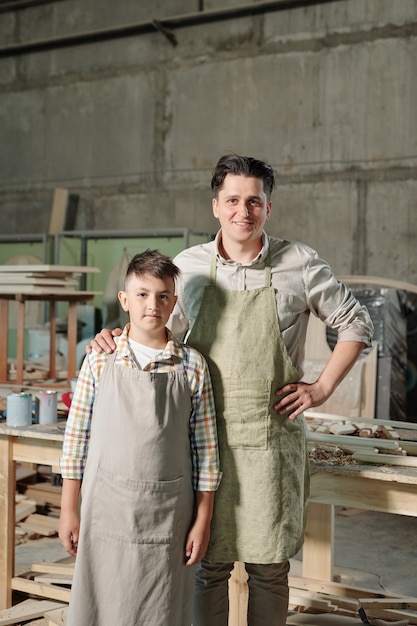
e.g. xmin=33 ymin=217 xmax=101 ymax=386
xmin=60 ymin=325 xmax=221 ymax=492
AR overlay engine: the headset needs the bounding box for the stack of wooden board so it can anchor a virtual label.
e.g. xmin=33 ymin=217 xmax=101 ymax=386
xmin=306 ymin=410 xmax=417 ymax=467
xmin=0 ymin=264 xmax=100 ymax=295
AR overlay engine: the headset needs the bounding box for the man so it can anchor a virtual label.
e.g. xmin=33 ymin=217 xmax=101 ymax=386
xmin=89 ymin=154 xmax=373 ymax=626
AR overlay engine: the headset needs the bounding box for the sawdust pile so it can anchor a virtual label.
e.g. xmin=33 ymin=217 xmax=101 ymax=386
xmin=309 ymin=444 xmax=358 ymax=466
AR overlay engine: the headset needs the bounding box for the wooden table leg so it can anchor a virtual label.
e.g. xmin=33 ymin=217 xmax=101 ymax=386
xmin=0 ymin=436 xmax=15 ymax=609
xmin=49 ymin=300 xmax=57 ymax=379
xmin=302 ymin=502 xmax=334 ymax=581
xmin=66 ymin=301 xmax=77 ymax=381
xmin=0 ymin=300 xmax=8 ymax=382
xmin=16 ymin=298 xmax=25 ymax=385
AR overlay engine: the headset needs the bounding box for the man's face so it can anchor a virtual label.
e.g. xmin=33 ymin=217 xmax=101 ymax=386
xmin=212 ymin=174 xmax=271 ymax=247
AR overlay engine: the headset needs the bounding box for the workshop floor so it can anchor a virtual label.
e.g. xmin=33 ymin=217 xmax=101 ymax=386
xmin=15 ymin=506 xmax=417 ymax=617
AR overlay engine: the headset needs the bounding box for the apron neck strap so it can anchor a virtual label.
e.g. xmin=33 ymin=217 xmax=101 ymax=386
xmin=210 ymin=249 xmax=272 ymax=286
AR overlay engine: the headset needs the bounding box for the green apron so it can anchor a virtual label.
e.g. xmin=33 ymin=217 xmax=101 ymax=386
xmin=187 ymin=253 xmax=310 ymax=563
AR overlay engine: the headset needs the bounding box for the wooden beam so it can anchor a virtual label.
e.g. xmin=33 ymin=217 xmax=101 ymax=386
xmin=30 ymin=562 xmax=74 ymax=577
xmin=11 ymin=574 xmax=71 ymax=602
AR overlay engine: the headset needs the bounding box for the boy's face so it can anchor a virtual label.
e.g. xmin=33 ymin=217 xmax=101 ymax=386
xmin=118 ymin=272 xmax=177 ymax=344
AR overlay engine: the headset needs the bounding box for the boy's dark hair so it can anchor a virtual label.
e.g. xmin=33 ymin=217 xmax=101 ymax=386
xmin=211 ymin=154 xmax=276 ymax=200
xmin=125 ymin=249 xmax=180 ymax=285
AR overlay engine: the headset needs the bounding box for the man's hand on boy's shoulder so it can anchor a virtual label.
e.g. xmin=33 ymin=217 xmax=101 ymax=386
xmin=86 ymin=328 xmax=122 ymax=355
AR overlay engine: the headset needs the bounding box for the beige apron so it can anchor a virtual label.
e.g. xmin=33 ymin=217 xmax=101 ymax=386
xmin=67 ymin=352 xmax=195 ymax=626
xmin=187 ymin=254 xmax=310 ymax=564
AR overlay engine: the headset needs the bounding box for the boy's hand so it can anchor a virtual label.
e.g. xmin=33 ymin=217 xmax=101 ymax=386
xmin=185 ymin=520 xmax=211 ymax=566
xmin=59 ymin=511 xmax=80 ymax=557
xmin=86 ymin=328 xmax=122 ymax=355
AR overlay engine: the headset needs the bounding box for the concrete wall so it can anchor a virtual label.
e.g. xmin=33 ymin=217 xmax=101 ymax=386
xmin=0 ymin=0 xmax=416 ymax=282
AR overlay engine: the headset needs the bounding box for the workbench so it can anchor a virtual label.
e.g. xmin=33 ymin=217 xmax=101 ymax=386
xmin=0 ymin=422 xmax=65 ymax=608
xmin=303 ymin=461 xmax=417 ymax=581
xmin=1 ymin=423 xmax=417 ymax=610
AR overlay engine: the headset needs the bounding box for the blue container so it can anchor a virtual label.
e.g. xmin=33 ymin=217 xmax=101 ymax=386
xmin=6 ymin=392 xmax=32 ymax=428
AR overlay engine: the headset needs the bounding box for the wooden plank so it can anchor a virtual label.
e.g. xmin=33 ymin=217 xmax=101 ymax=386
xmin=30 ymin=562 xmax=74 ymax=577
xmin=48 ymin=188 xmax=70 ymax=236
xmin=17 ymin=523 xmax=57 ymax=537
xmin=399 ymin=441 xmax=417 ymax=455
xmin=352 ymin=451 xmax=417 ymax=467
xmin=308 ymin=430 xmax=402 ymax=451
xmin=15 ymin=499 xmax=37 ymax=523
xmin=0 ymin=275 xmax=78 ymax=286
xmin=289 ymin=587 xmax=359 ymax=612
xmin=24 ymin=514 xmax=60 ymax=532
xmin=0 ymin=599 xmax=66 ymax=626
xmin=289 ymin=592 xmax=336 ymax=611
xmin=0 ymin=285 xmax=92 ymax=295
xmin=289 ymin=575 xmax=395 ymax=600
xmin=11 ymin=575 xmax=71 ymax=602
xmin=364 ymin=607 xmax=417 ymax=624
xmin=0 ymin=265 xmax=100 ymax=275
xmin=33 ymin=574 xmax=72 ymax=586
xmin=22 ymin=484 xmax=62 ymax=508
xmin=359 ymin=598 xmax=417 ymax=610
xmin=305 ymin=410 xmax=417 ymax=433
xmin=228 ymin=562 xmax=248 ymax=626
xmin=43 ymin=606 xmax=68 ymax=626
xmin=16 ymin=466 xmax=38 ymax=483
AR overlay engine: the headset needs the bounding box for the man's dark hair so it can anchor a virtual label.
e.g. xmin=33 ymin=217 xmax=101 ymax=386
xmin=211 ymin=154 xmax=276 ymax=200
xmin=125 ymin=249 xmax=180 ymax=285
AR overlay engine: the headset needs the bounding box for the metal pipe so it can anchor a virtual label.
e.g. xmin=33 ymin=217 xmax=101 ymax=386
xmin=0 ymin=0 xmax=342 ymax=58
xmin=0 ymin=0 xmax=65 ymax=14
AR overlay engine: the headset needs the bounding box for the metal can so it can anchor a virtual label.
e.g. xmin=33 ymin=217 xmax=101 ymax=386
xmin=38 ymin=390 xmax=58 ymax=425
xmin=6 ymin=392 xmax=32 ymax=428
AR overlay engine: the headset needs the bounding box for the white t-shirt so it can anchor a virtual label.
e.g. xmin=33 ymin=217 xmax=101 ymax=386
xmin=128 ymin=337 xmax=163 ymax=369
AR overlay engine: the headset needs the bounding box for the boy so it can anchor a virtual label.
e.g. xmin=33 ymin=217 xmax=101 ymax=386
xmin=59 ymin=249 xmax=221 ymax=626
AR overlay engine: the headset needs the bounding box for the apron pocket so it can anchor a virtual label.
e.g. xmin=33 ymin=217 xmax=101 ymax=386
xmin=91 ymin=466 xmax=187 ymax=545
xmin=220 ymin=377 xmax=271 ymax=449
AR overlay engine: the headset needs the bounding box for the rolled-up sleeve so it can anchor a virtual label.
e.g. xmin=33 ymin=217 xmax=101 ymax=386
xmin=306 ymin=254 xmax=374 ymax=347
xmin=60 ymin=354 xmax=99 ymax=479
xmin=186 ymin=349 xmax=222 ymax=492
